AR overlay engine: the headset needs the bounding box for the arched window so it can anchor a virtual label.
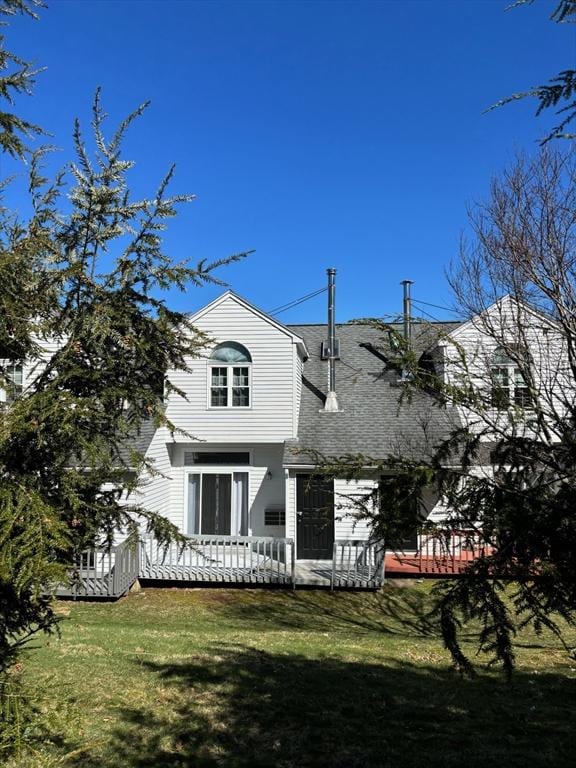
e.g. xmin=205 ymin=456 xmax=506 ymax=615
xmin=491 ymin=346 xmax=530 ymax=408
xmin=209 ymin=342 xmax=251 ymax=407
xmin=210 ymin=342 xmax=252 ymax=364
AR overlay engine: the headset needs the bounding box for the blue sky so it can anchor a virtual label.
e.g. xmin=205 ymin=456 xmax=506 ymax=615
xmin=3 ymin=0 xmax=573 ymax=323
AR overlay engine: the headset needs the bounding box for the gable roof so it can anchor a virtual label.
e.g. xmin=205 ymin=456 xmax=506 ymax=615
xmin=448 ymin=294 xmax=560 ymax=343
xmin=188 ymin=290 xmax=309 ymax=358
xmin=283 ymin=320 xmax=462 ymax=466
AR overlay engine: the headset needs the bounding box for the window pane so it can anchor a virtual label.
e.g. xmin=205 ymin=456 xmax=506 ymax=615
xmin=233 ymin=367 xmax=249 ymax=386
xmin=5 ymin=363 xmax=23 ymax=403
xmin=491 ymin=365 xmax=510 ymax=409
xmin=190 ymin=452 xmax=250 ymax=465
xmin=493 ymin=367 xmax=509 ymax=387
xmin=514 ymin=387 xmax=531 ymax=408
xmin=9 ymin=364 xmax=22 ymax=385
xmin=514 ymin=368 xmax=526 ymax=386
xmin=201 ymin=474 xmax=231 ymax=535
xmin=491 ymin=387 xmax=510 ymax=408
xmin=493 ymin=347 xmax=514 ymax=366
xmin=211 ymin=367 xmax=227 ymax=387
xmin=210 ymin=366 xmax=250 ymax=407
xmin=211 ymin=387 xmax=228 ymax=406
xmin=232 ymin=388 xmax=249 ymax=407
xmin=379 ymin=476 xmax=419 ymax=549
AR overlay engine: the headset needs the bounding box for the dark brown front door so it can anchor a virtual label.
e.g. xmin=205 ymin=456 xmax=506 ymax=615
xmin=296 ymin=475 xmax=334 ymax=559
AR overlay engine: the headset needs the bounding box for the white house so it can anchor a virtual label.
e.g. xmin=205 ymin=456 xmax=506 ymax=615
xmin=129 ymin=286 xmax=464 ymax=587
xmin=7 ymin=280 xmax=565 ymax=593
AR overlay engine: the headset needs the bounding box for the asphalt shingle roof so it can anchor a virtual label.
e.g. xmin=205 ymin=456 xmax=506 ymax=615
xmin=118 ymin=407 xmax=162 ymax=466
xmin=283 ymin=321 xmax=463 ymax=466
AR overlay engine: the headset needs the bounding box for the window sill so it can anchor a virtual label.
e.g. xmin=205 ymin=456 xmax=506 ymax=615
xmin=207 ymin=406 xmax=253 ymax=411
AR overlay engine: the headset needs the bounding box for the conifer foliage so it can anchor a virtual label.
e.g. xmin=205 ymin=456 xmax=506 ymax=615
xmin=0 ymin=0 xmax=248 ymax=687
xmin=490 ymin=0 xmax=576 ymax=142
xmin=314 ymin=148 xmax=576 ymax=675
xmin=0 ymin=0 xmax=45 ymax=159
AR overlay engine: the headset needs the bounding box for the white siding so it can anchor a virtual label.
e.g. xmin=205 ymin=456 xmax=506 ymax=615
xmin=332 ymin=478 xmax=449 ymax=539
xmin=334 ymin=478 xmax=374 ymax=541
xmin=166 ymin=294 xmax=303 ymax=442
xmin=444 ymin=297 xmax=571 ymax=439
xmin=1 ymin=335 xmax=62 ymax=401
xmin=138 ymin=427 xmax=174 ymax=524
xmin=285 ymin=471 xmax=297 ymax=541
xmin=293 ymin=346 xmax=303 ymax=437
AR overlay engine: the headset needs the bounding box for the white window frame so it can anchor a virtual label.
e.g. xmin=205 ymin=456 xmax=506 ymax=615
xmin=491 ymin=347 xmax=531 ymax=409
xmin=207 ymin=363 xmax=252 ymax=409
xmin=1 ymin=361 xmax=23 ymax=404
xmin=184 ymin=449 xmax=252 ymax=466
xmin=183 ymin=466 xmax=251 ymax=537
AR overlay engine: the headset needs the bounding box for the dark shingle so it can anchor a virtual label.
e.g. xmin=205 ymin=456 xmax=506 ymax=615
xmin=118 ymin=409 xmax=161 ymax=466
xmin=284 ymin=321 xmax=462 ymax=466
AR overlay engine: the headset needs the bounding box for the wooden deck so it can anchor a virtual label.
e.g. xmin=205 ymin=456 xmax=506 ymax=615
xmin=55 ymin=537 xmax=386 ymax=597
xmin=384 ymin=531 xmax=493 ymax=577
xmin=54 ymin=532 xmax=491 ymax=597
xmin=385 ymin=552 xmax=475 ymax=577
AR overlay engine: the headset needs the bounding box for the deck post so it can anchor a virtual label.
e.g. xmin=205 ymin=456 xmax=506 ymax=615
xmin=111 ymin=547 xmax=119 ymax=595
xmin=367 ymin=543 xmax=372 ymax=585
xmin=331 ymin=542 xmax=336 ymax=590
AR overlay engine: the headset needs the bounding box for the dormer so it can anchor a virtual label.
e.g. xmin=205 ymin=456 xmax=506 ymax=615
xmin=165 ymin=291 xmax=308 ymax=442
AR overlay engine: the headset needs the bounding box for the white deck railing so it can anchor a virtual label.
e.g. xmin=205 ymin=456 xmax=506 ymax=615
xmin=414 ymin=528 xmax=491 ymax=573
xmin=140 ymin=534 xmax=296 ymax=585
xmin=331 ymin=540 xmax=386 ymax=589
xmin=54 ymin=536 xmax=390 ymax=597
xmin=55 ymin=540 xmax=139 ymax=598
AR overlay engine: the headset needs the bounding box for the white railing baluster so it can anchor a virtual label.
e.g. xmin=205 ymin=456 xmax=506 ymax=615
xmin=330 ymin=540 xmax=386 ymax=588
xmin=58 ymin=535 xmax=297 ymax=595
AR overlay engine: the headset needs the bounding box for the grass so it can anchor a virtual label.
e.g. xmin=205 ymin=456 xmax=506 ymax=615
xmin=6 ymin=581 xmax=576 ymax=767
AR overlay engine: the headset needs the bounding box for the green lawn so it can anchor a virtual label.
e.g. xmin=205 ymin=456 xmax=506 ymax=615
xmin=8 ymin=582 xmax=576 ymax=768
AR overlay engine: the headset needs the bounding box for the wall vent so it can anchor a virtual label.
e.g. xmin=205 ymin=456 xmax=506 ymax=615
xmin=264 ymin=507 xmax=286 ymax=526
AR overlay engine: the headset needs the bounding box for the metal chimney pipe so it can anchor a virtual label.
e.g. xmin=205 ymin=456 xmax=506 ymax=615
xmin=327 ymin=268 xmax=336 ymax=392
xmin=324 ymin=268 xmax=339 ymax=412
xmin=401 ymin=279 xmax=414 ymax=345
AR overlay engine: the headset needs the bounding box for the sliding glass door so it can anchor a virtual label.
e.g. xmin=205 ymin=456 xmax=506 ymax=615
xmin=186 ymin=472 xmax=249 ymax=536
